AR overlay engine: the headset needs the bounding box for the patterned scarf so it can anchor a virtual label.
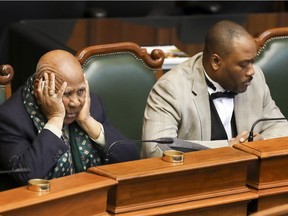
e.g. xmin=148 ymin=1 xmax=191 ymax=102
xmin=22 ymin=75 xmax=102 ymax=179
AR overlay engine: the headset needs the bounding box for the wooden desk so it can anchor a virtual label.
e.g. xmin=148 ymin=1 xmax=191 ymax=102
xmin=89 ymin=147 xmax=258 ymax=215
xmin=0 ymin=172 xmax=117 ymax=216
xmin=234 ymin=136 xmax=288 ymax=213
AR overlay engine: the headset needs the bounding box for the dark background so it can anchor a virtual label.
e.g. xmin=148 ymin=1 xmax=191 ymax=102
xmin=0 ymin=1 xmax=286 ymax=37
xmin=0 ymin=1 xmax=287 ymax=91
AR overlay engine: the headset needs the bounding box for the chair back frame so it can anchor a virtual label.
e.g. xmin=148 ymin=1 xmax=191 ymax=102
xmin=77 ymin=42 xmax=164 ymax=79
xmin=255 ymin=27 xmax=288 ymax=50
xmin=0 ymin=64 xmax=14 ymax=101
xmin=254 ymin=27 xmax=288 ymax=118
xmin=76 ymin=42 xmax=165 ymax=140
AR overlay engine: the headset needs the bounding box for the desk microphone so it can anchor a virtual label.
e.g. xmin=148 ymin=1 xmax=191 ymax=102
xmin=248 ymin=117 xmax=287 ymax=142
xmin=161 ymin=138 xmax=210 ymax=152
xmin=0 ymin=168 xmax=30 ymax=174
xmin=105 ymin=137 xmax=174 ymax=163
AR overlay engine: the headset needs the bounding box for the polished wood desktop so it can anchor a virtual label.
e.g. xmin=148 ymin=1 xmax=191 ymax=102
xmin=89 ymin=147 xmax=257 ymax=215
xmin=0 ymin=172 xmax=117 ymax=216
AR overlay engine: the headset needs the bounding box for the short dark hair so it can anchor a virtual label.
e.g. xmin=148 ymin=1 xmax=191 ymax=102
xmin=203 ymin=20 xmax=251 ymax=60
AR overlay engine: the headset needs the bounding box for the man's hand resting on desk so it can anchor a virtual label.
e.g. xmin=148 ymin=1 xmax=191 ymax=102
xmin=228 ymin=130 xmax=264 ymax=146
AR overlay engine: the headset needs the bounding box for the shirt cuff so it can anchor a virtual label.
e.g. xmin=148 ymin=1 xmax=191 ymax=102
xmin=44 ymin=123 xmax=62 ymax=138
xmin=90 ymin=123 xmax=106 ymax=147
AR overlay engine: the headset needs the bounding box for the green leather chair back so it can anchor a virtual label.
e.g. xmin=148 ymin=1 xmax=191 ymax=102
xmin=0 ymin=85 xmax=6 ymax=104
xmin=254 ymin=27 xmax=288 ymax=118
xmin=77 ymin=42 xmax=164 ymax=140
xmin=0 ymin=65 xmax=14 ymax=105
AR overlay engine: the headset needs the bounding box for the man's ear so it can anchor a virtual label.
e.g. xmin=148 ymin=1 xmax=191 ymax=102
xmin=34 ymin=79 xmax=40 ymax=89
xmin=33 ymin=79 xmax=41 ymax=102
xmin=211 ymin=54 xmax=221 ymax=71
xmin=34 ymin=79 xmax=40 ymax=92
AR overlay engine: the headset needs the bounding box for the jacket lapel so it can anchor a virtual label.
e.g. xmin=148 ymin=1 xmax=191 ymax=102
xmin=190 ymin=56 xmax=212 ymax=140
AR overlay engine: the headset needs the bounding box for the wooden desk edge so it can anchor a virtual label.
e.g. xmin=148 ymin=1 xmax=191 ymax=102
xmin=0 ymin=172 xmax=117 ymax=212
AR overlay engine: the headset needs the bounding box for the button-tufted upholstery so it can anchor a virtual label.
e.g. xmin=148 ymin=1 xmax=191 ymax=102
xmin=254 ymin=27 xmax=288 ymax=118
xmin=76 ymin=42 xmax=165 ymax=140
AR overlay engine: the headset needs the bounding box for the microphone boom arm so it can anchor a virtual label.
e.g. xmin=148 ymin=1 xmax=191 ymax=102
xmin=105 ymin=138 xmax=174 ymax=163
xmin=0 ymin=168 xmax=30 ymax=174
xmin=248 ymin=117 xmax=287 ymax=142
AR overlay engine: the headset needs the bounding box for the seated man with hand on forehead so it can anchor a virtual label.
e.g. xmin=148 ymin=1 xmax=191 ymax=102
xmin=0 ymin=50 xmax=140 ymax=189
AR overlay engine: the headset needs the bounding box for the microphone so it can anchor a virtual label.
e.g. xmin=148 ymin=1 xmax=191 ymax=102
xmin=248 ymin=117 xmax=287 ymax=142
xmin=0 ymin=168 xmax=30 ymax=174
xmin=105 ymin=137 xmax=174 ymax=163
xmin=161 ymin=138 xmax=210 ymax=152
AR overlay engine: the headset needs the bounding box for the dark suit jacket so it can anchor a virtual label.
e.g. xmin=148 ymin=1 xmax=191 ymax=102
xmin=0 ymin=87 xmax=140 ymax=190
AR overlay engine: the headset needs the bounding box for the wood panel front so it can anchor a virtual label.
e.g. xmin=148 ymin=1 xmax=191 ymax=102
xmin=0 ymin=172 xmax=117 ymax=216
xmin=111 ymin=193 xmax=256 ymax=216
xmin=88 ymin=147 xmax=257 ymax=214
xmin=234 ymin=136 xmax=288 ymax=189
xmin=234 ymin=136 xmax=288 ymax=213
xmin=247 ymin=186 xmax=288 ymax=213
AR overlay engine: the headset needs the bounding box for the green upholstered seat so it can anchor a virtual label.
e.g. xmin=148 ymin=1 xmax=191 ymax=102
xmin=76 ymin=42 xmax=164 ymax=140
xmin=0 ymin=64 xmax=14 ymax=105
xmin=254 ymin=27 xmax=288 ymax=118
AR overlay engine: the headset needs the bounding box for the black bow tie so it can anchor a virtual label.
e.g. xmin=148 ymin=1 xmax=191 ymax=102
xmin=210 ymin=91 xmax=237 ymax=100
xmin=205 ymin=76 xmax=237 ymax=99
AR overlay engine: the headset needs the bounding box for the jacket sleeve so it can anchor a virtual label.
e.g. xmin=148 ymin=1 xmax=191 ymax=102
xmin=0 ymin=90 xmax=69 ymax=185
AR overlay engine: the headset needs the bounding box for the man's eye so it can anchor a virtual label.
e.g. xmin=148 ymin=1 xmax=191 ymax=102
xmin=77 ymin=89 xmax=85 ymax=96
xmin=64 ymin=92 xmax=71 ymax=97
xmin=240 ymin=64 xmax=247 ymax=69
xmin=240 ymin=60 xmax=254 ymax=68
xmin=240 ymin=62 xmax=249 ymax=68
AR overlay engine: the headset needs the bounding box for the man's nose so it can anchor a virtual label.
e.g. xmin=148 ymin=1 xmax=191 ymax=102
xmin=247 ymin=63 xmax=255 ymax=76
xmin=68 ymin=94 xmax=81 ymax=107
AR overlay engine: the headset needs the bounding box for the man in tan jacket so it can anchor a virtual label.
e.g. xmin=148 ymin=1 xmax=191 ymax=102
xmin=142 ymin=20 xmax=288 ymax=158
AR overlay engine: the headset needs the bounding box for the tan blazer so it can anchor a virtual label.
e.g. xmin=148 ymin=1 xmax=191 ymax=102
xmin=142 ymin=53 xmax=288 ymax=158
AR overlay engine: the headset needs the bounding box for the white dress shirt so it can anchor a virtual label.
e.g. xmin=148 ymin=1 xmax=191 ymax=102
xmin=205 ymin=73 xmax=234 ymax=139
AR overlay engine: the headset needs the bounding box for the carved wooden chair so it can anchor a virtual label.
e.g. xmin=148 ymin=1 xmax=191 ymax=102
xmin=76 ymin=42 xmax=165 ymax=140
xmin=254 ymin=27 xmax=288 ymax=118
xmin=0 ymin=64 xmax=14 ymax=105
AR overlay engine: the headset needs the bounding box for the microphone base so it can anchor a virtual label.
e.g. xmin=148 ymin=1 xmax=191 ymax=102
xmin=27 ymin=179 xmax=50 ymax=192
xmin=162 ymin=150 xmax=184 ymax=163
